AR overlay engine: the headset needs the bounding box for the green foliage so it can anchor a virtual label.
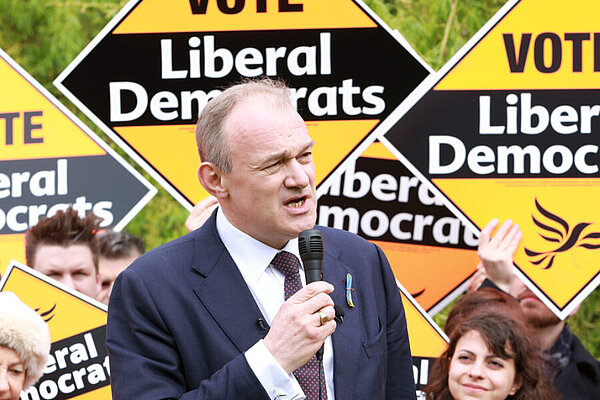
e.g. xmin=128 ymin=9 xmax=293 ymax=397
xmin=569 ymin=288 xmax=600 ymax=358
xmin=126 ymin=185 xmax=189 ymax=250
xmin=0 ymin=0 xmax=597 ymax=359
xmin=0 ymin=0 xmax=127 ymax=95
xmin=364 ymin=0 xmax=505 ymax=69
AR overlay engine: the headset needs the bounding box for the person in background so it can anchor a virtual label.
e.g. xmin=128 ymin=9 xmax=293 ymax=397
xmin=0 ymin=291 xmax=51 ymax=400
xmin=472 ymin=218 xmax=600 ymax=400
xmin=185 ymin=196 xmax=219 ymax=232
xmin=425 ymin=311 xmax=559 ymax=400
xmin=96 ymin=229 xmax=145 ymax=305
xmin=443 ymin=286 xmax=525 ymax=338
xmin=24 ymin=207 xmax=102 ymax=299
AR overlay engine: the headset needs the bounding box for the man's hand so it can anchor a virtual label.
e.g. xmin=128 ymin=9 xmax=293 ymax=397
xmin=185 ymin=196 xmax=219 ymax=232
xmin=264 ymin=281 xmax=336 ymax=373
xmin=477 ymin=218 xmax=522 ymax=293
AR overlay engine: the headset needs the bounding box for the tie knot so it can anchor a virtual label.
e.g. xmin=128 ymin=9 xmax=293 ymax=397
xmin=271 ymin=251 xmax=301 ymax=277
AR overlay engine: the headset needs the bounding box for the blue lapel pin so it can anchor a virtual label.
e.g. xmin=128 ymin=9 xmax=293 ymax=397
xmin=345 ymin=273 xmax=355 ymax=308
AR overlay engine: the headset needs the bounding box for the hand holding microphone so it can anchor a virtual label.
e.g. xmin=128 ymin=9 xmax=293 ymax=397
xmin=263 ymin=229 xmax=336 ymax=373
xmin=298 ymin=229 xmax=327 ymax=361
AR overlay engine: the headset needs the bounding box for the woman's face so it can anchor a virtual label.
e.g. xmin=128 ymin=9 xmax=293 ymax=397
xmin=0 ymin=346 xmax=26 ymax=400
xmin=448 ymin=330 xmax=520 ymax=400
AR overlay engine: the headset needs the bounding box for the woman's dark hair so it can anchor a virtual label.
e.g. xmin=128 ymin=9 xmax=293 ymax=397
xmin=425 ymin=311 xmax=559 ymax=400
xmin=444 ymin=287 xmax=524 ymax=337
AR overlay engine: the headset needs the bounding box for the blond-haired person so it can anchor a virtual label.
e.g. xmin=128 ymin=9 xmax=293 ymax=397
xmin=0 ymin=292 xmax=51 ymax=400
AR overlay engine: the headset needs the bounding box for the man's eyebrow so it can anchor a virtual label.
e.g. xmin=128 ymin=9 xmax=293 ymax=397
xmin=259 ymin=140 xmax=315 ymax=167
xmin=301 ymin=140 xmax=315 ymax=152
xmin=259 ymin=150 xmax=288 ymax=167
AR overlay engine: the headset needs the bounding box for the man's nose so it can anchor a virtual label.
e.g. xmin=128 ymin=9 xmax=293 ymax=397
xmin=59 ymin=274 xmax=76 ymax=291
xmin=284 ymin=159 xmax=310 ymax=188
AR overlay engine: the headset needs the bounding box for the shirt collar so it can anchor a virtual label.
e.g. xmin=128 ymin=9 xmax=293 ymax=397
xmin=216 ymin=207 xmax=301 ymax=282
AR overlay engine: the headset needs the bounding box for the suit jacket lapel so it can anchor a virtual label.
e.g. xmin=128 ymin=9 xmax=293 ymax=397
xmin=189 ymin=218 xmax=362 ymax=399
xmin=323 ymin=242 xmax=361 ymax=400
xmin=191 ymin=214 xmax=267 ymax=353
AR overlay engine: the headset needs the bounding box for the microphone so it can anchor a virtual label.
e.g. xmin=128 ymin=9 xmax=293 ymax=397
xmin=256 ymin=318 xmax=270 ymax=332
xmin=298 ymin=229 xmax=323 ymax=284
xmin=298 ymin=229 xmax=325 ymax=361
xmin=298 ymin=231 xmax=346 ymax=324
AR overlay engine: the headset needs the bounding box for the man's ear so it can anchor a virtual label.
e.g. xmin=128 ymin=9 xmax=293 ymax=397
xmin=198 ymin=162 xmax=228 ymax=199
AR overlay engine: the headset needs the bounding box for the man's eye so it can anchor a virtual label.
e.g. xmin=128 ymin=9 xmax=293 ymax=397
xmin=264 ymin=160 xmax=283 ymax=171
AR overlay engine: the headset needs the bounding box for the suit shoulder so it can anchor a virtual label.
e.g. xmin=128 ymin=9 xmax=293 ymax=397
xmin=316 ymin=225 xmax=375 ymax=248
xmin=316 ymin=225 xmax=381 ymax=261
xmin=123 ymin=230 xmax=198 ymax=277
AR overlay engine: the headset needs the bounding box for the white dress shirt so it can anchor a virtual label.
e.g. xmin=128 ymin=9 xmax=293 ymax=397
xmin=216 ymin=207 xmax=335 ymax=400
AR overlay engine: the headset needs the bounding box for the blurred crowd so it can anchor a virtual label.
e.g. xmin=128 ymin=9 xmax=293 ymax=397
xmin=1 ymin=203 xmax=598 ymax=400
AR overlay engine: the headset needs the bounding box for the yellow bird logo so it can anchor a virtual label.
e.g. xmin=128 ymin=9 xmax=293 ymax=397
xmin=525 ymin=198 xmax=600 ymax=269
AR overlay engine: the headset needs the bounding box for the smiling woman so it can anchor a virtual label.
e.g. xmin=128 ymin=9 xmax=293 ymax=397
xmin=425 ymin=312 xmax=559 ymax=400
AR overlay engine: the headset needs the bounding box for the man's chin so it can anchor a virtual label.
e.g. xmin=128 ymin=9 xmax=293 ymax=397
xmin=521 ymin=303 xmax=561 ymax=328
xmin=289 ymin=211 xmax=317 ymax=231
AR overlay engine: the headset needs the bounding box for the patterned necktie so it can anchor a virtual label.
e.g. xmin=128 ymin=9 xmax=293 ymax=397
xmin=271 ymin=251 xmax=327 ymax=400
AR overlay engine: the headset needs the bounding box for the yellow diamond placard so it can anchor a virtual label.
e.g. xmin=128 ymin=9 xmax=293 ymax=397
xmin=113 ymin=0 xmax=377 ymax=34
xmin=0 ymin=261 xmax=111 ymax=400
xmin=317 ymin=140 xmax=480 ymax=314
xmin=0 ymin=48 xmax=156 ymax=269
xmin=55 ymin=0 xmax=430 ymax=209
xmin=381 ymin=0 xmax=600 ymax=319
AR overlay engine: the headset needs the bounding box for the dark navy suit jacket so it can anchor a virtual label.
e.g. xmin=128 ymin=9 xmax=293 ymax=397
xmin=106 ymin=213 xmax=416 ymax=399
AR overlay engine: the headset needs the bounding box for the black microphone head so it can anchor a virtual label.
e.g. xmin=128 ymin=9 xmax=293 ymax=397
xmin=298 ymin=229 xmax=323 ymax=263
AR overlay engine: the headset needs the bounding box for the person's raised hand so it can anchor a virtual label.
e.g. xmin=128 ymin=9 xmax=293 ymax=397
xmin=477 ymin=218 xmax=522 ymax=293
xmin=466 ymin=263 xmax=488 ymax=293
xmin=264 ymin=281 xmax=336 ymax=373
xmin=185 ymin=196 xmax=219 ymax=232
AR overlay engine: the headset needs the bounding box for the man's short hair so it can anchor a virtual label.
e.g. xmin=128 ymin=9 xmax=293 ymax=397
xmin=97 ymin=229 xmax=145 ymax=259
xmin=195 ymin=77 xmax=292 ymax=172
xmin=24 ymin=207 xmax=102 ymax=271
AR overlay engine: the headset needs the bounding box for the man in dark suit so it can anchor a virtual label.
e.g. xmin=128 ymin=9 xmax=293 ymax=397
xmin=106 ymin=78 xmax=416 ymax=400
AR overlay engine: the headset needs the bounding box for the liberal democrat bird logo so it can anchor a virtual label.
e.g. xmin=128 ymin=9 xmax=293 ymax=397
xmin=525 ymin=199 xmax=600 ymax=270
xmin=35 ymin=303 xmax=57 ymax=322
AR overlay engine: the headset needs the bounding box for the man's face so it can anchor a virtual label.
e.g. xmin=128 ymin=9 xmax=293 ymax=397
xmin=97 ymin=252 xmax=140 ymax=305
xmin=218 ymin=95 xmax=317 ymax=249
xmin=33 ymin=244 xmax=101 ymax=299
xmin=510 ymin=279 xmax=560 ymax=328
